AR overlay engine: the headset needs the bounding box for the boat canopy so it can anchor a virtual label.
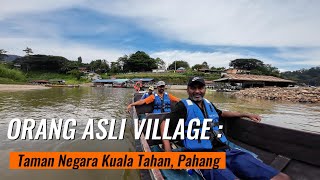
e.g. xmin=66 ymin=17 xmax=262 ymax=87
xmin=92 ymin=79 xmax=114 ymax=83
xmin=92 ymin=79 xmax=130 ymax=84
xmin=130 ymin=78 xmax=154 ymax=82
xmin=113 ymin=79 xmax=130 ymax=84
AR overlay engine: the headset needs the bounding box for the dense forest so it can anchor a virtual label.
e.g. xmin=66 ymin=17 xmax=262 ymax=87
xmin=281 ymin=67 xmax=320 ymax=86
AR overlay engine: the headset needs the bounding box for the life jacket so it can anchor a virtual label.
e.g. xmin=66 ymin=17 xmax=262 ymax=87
xmin=141 ymin=92 xmax=153 ymax=100
xmin=181 ymin=98 xmax=229 ymax=151
xmin=134 ymin=81 xmax=142 ymax=91
xmin=153 ymin=92 xmax=171 ymax=113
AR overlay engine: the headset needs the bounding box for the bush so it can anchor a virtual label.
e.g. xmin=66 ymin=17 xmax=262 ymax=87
xmin=0 ymin=64 xmax=26 ymax=81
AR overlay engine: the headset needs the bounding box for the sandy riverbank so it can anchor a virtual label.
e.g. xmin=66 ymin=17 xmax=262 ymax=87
xmin=0 ymin=84 xmax=51 ymax=91
xmin=80 ymin=83 xmax=94 ymax=87
xmin=232 ymin=87 xmax=320 ymax=103
xmin=167 ymin=85 xmax=187 ymax=90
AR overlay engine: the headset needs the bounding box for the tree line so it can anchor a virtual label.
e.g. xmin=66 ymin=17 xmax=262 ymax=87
xmin=281 ymin=67 xmax=320 ymax=86
xmin=1 ymin=47 xmax=319 ymax=86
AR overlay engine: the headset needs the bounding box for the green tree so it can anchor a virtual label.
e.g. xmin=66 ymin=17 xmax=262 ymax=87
xmin=192 ymin=64 xmax=203 ymax=70
xmin=168 ymin=60 xmax=190 ymax=70
xmin=155 ymin=57 xmax=166 ymax=69
xmin=192 ymin=61 xmax=209 ymax=70
xmin=90 ymin=59 xmax=110 ymax=73
xmin=123 ymin=51 xmax=157 ymax=72
xmin=201 ymin=61 xmax=209 ymax=69
xmin=0 ymin=49 xmax=8 ymax=61
xmin=117 ymin=55 xmax=128 ymax=71
xmin=67 ymin=69 xmax=83 ymax=80
xmin=14 ymin=55 xmax=69 ymax=72
xmin=23 ymin=47 xmax=33 ymax=56
xmin=110 ymin=62 xmax=121 ymax=74
xmin=281 ymin=66 xmax=320 ymax=86
xmin=253 ymin=64 xmax=280 ymax=77
xmin=77 ymin=56 xmax=83 ymax=66
xmin=229 ymin=58 xmax=264 ymax=70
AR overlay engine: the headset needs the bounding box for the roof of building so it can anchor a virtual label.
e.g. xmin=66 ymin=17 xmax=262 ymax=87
xmin=214 ymin=74 xmax=295 ymax=83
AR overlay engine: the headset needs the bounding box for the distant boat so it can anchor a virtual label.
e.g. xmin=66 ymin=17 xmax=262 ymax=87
xmin=112 ymin=83 xmax=127 ymax=88
xmin=45 ymin=84 xmax=80 ymax=88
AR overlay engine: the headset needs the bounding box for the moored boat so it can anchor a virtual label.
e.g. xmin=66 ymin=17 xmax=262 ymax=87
xmin=130 ymin=92 xmax=320 ymax=180
xmin=45 ymin=84 xmax=80 ymax=88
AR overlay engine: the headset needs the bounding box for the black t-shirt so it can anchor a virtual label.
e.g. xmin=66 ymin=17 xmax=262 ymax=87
xmin=167 ymin=100 xmax=222 ymax=135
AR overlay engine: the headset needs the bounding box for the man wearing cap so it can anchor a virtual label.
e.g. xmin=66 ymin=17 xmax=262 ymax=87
xmin=127 ymin=81 xmax=180 ymax=113
xmin=160 ymin=77 xmax=290 ymax=180
xmin=141 ymin=86 xmax=154 ymax=100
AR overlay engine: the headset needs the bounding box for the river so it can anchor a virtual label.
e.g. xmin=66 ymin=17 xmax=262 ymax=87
xmin=0 ymin=87 xmax=319 ymax=180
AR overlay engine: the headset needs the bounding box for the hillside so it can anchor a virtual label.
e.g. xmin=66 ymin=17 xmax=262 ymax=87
xmin=281 ymin=67 xmax=320 ymax=86
xmin=2 ymin=54 xmax=21 ymax=62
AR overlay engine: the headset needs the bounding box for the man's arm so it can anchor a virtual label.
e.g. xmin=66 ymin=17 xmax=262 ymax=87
xmin=221 ymin=111 xmax=261 ymax=122
xmin=168 ymin=94 xmax=181 ymax=102
xmin=127 ymin=94 xmax=155 ymax=112
xmin=127 ymin=99 xmax=146 ymax=112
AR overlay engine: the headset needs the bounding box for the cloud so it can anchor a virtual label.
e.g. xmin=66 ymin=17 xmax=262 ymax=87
xmin=275 ymin=47 xmax=320 ymax=66
xmin=0 ymin=37 xmax=125 ymax=62
xmin=0 ymin=0 xmax=319 ymax=71
xmin=89 ymin=0 xmax=320 ymax=47
xmin=0 ymin=0 xmax=85 ymax=20
xmin=2 ymin=0 xmax=320 ymax=47
xmin=150 ymin=50 xmax=263 ymax=68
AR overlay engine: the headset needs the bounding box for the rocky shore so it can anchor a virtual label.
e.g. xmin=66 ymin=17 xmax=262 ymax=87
xmin=232 ymin=87 xmax=320 ymax=103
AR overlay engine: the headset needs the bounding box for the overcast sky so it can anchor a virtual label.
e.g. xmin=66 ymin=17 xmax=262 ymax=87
xmin=1 ymin=0 xmax=320 ymax=71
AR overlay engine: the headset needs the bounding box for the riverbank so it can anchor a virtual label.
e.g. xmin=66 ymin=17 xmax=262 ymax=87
xmin=232 ymin=87 xmax=320 ymax=103
xmin=0 ymin=84 xmax=51 ymax=91
xmin=167 ymin=85 xmax=187 ymax=90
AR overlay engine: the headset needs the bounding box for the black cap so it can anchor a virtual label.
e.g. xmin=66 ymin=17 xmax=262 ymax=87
xmin=188 ymin=77 xmax=205 ymax=86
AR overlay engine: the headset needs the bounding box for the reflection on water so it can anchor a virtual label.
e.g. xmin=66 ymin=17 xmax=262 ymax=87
xmin=0 ymin=87 xmax=319 ymax=180
xmin=0 ymin=87 xmax=139 ymax=180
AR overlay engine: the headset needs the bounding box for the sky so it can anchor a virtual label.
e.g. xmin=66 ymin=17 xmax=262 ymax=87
xmin=1 ymin=0 xmax=320 ymax=72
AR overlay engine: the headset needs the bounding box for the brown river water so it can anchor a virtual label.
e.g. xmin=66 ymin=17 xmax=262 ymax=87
xmin=0 ymin=87 xmax=319 ymax=180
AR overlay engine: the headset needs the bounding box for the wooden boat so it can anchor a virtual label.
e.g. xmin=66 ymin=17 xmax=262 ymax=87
xmin=45 ymin=84 xmax=80 ymax=88
xmin=112 ymin=83 xmax=128 ymax=88
xmin=130 ymin=92 xmax=320 ymax=180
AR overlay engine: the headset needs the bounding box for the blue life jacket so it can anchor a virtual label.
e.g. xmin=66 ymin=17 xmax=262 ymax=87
xmin=181 ymin=98 xmax=228 ymax=151
xmin=141 ymin=92 xmax=153 ymax=100
xmin=153 ymin=92 xmax=171 ymax=113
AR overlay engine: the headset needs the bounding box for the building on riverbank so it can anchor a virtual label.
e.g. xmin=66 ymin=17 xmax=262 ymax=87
xmin=214 ymin=74 xmax=295 ymax=89
xmin=92 ymin=79 xmax=130 ymax=87
xmin=92 ymin=79 xmax=114 ymax=87
xmin=92 ymin=78 xmax=153 ymax=87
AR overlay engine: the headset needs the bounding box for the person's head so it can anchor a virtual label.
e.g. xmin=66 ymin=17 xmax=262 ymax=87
xmin=156 ymin=81 xmax=166 ymax=94
xmin=148 ymin=86 xmax=154 ymax=95
xmin=187 ymin=77 xmax=206 ymax=102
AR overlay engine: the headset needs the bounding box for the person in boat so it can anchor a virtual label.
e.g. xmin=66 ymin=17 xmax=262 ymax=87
xmin=141 ymin=86 xmax=154 ymax=100
xmin=127 ymin=81 xmax=180 ymax=113
xmin=160 ymin=77 xmax=290 ymax=180
xmin=134 ymin=80 xmax=143 ymax=91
